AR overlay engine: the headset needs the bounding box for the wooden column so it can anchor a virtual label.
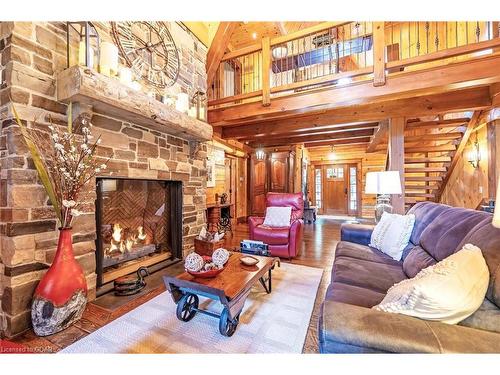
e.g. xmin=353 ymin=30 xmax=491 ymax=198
xmin=372 ymin=22 xmax=386 ymax=87
xmin=262 ymin=36 xmax=271 ymax=106
xmin=388 ymin=117 xmax=405 ymax=214
xmin=487 ymin=117 xmax=500 ymax=200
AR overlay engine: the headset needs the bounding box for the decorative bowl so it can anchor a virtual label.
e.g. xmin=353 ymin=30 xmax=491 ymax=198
xmin=240 ymin=255 xmax=259 ymax=266
xmin=186 ymin=256 xmax=226 ymax=278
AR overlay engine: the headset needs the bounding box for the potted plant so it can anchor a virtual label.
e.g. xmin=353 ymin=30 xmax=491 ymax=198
xmin=12 ymin=104 xmax=108 ymax=336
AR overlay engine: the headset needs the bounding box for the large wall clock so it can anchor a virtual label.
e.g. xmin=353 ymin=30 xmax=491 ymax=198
xmin=111 ymin=21 xmax=180 ymax=88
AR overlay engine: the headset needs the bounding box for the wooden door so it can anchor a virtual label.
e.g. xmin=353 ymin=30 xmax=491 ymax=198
xmin=322 ymin=164 xmax=348 ymax=215
xmin=249 ymin=157 xmax=267 ymax=215
xmin=270 ymin=152 xmax=288 ymax=192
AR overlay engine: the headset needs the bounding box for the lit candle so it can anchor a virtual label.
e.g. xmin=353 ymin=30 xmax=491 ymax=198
xmin=130 ymin=81 xmax=142 ymax=91
xmin=78 ymin=41 xmax=94 ymax=68
xmin=118 ymin=66 xmax=133 ymax=85
xmin=199 ymin=107 xmax=206 ymax=121
xmin=175 ymin=93 xmax=189 ymax=113
xmin=188 ymin=106 xmax=197 ymax=118
xmin=99 ymin=41 xmax=119 ymax=77
xmin=162 ymin=96 xmax=174 ymax=106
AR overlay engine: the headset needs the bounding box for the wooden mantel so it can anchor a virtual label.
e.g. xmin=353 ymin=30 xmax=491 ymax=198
xmin=57 ymin=66 xmax=213 ymax=142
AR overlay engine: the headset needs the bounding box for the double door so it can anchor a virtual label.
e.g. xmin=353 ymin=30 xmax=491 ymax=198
xmin=249 ymin=151 xmax=295 ymax=215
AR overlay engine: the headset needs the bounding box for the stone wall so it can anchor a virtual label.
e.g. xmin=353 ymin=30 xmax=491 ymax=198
xmin=0 ymin=22 xmax=208 ymax=338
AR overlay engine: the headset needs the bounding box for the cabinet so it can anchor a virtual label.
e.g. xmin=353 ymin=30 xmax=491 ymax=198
xmin=248 ymin=151 xmax=296 ymax=215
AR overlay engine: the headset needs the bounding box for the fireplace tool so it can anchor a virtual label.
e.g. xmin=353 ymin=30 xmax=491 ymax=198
xmin=114 ymin=267 xmax=150 ymax=296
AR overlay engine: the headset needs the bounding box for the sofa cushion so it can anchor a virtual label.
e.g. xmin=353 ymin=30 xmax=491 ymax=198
xmin=331 ymin=257 xmax=407 ymax=294
xmin=252 ymin=225 xmax=290 ymax=245
xmin=369 ymin=212 xmax=416 ymax=261
xmin=263 ymin=206 xmax=292 ymax=227
xmin=403 ymin=246 xmax=437 ymax=278
xmin=325 ymin=281 xmax=386 ymax=308
xmin=406 ymin=202 xmax=451 ymax=247
xmin=374 ymin=244 xmax=489 ymax=325
xmin=335 ymin=241 xmax=402 ymax=267
xmin=419 ymin=207 xmax=490 ymax=261
xmin=459 ymin=299 xmax=500 ymax=334
xmin=457 ymin=218 xmax=500 ymax=308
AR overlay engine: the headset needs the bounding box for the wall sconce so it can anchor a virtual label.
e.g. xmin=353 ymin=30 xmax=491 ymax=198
xmin=255 ymin=148 xmax=265 ymax=160
xmin=66 ymin=22 xmax=100 ymax=69
xmin=467 ymin=139 xmax=481 ymax=169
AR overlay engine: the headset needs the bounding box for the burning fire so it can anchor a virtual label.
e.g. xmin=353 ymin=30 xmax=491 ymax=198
xmin=108 ymin=224 xmax=148 ymax=254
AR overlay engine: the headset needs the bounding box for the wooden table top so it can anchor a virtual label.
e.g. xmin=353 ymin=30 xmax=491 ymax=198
xmin=206 ymin=203 xmax=234 ymax=209
xmin=175 ymin=252 xmax=279 ymax=300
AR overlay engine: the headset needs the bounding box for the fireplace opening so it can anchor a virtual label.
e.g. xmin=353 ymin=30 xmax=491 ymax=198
xmin=95 ymin=178 xmax=182 ymax=293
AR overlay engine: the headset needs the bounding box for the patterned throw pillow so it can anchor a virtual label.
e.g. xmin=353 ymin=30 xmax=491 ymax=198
xmin=373 ymin=244 xmax=489 ymax=324
xmin=263 ymin=206 xmax=292 ymax=227
xmin=369 ymin=211 xmax=416 ymax=261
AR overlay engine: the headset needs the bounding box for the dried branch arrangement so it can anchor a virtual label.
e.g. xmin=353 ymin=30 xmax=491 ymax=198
xmin=12 ymin=103 xmax=109 ymax=228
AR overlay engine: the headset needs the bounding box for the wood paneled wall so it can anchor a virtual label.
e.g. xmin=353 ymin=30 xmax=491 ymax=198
xmin=439 ymin=118 xmax=491 ymax=208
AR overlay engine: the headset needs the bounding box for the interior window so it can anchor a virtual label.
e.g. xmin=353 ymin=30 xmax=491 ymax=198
xmin=349 ymin=167 xmax=357 ymax=211
xmin=315 ymin=169 xmax=322 ymax=209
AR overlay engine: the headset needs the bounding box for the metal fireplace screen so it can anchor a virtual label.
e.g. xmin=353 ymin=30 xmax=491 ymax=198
xmin=97 ymin=179 xmax=171 ymax=269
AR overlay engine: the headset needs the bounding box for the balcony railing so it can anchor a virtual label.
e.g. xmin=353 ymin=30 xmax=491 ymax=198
xmin=208 ymin=21 xmax=500 ymax=108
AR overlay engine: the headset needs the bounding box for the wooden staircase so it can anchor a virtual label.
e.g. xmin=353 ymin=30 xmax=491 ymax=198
xmin=402 ymin=113 xmax=480 ymax=210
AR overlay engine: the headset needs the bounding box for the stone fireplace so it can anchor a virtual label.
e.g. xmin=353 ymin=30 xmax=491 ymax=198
xmin=95 ymin=178 xmax=183 ymax=292
xmin=0 ymin=21 xmax=210 ymax=338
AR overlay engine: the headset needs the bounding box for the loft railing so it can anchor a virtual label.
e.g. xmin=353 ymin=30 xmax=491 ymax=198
xmin=208 ymin=21 xmax=500 ymax=108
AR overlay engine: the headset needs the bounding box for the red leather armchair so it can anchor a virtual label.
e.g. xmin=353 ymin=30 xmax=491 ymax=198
xmin=248 ymin=192 xmax=304 ymax=259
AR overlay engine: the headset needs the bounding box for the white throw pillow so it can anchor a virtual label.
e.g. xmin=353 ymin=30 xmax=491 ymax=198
xmin=263 ymin=206 xmax=292 ymax=227
xmin=369 ymin=212 xmax=415 ymax=261
xmin=373 ymin=244 xmax=489 ymax=324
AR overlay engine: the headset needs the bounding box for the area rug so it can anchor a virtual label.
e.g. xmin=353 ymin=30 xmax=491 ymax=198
xmin=61 ymin=262 xmax=323 ymax=354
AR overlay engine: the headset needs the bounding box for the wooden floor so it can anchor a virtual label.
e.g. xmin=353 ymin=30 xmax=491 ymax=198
xmin=12 ymin=216 xmax=365 ymax=353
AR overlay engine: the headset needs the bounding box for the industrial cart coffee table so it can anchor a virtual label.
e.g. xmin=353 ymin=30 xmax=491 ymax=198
xmin=163 ymin=252 xmax=279 ymax=337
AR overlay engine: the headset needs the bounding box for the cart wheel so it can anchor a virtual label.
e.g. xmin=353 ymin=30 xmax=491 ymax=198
xmin=219 ymin=308 xmax=239 ymax=337
xmin=176 ymin=293 xmax=199 ymax=322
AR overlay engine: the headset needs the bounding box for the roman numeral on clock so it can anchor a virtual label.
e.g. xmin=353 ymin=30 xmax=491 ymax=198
xmin=131 ymin=57 xmax=146 ymax=77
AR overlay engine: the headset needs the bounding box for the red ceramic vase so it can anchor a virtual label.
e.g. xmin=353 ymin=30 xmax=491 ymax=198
xmin=31 ymin=228 xmax=88 ymax=336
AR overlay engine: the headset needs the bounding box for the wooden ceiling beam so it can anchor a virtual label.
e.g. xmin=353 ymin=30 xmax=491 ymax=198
xmin=248 ymin=129 xmax=374 ymax=147
xmin=217 ymin=87 xmax=491 ymax=139
xmin=221 ymin=120 xmax=378 ymax=140
xmin=237 ymin=122 xmax=379 ymax=142
xmin=206 ymin=22 xmax=238 ymax=87
xmin=304 ymin=138 xmax=371 ymax=148
xmin=208 ymin=54 xmax=500 ymax=126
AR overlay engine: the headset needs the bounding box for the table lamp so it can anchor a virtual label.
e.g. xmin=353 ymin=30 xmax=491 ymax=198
xmin=365 ymin=171 xmax=402 ymax=222
xmin=492 ymin=179 xmax=500 ymax=228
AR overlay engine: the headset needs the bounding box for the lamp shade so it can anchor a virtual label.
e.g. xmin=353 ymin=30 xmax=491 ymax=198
xmin=493 ymin=178 xmax=500 ymax=228
xmin=365 ymin=171 xmax=402 ymax=195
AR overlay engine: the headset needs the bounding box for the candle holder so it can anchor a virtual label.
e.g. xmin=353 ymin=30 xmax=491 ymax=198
xmin=66 ymin=22 xmax=100 ymax=69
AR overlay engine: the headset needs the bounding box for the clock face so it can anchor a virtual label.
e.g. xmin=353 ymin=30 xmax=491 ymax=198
xmin=111 ymin=21 xmax=180 ymax=88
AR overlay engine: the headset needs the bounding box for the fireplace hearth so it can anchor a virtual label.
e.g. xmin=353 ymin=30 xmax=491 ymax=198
xmin=95 ymin=178 xmax=183 ymax=292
